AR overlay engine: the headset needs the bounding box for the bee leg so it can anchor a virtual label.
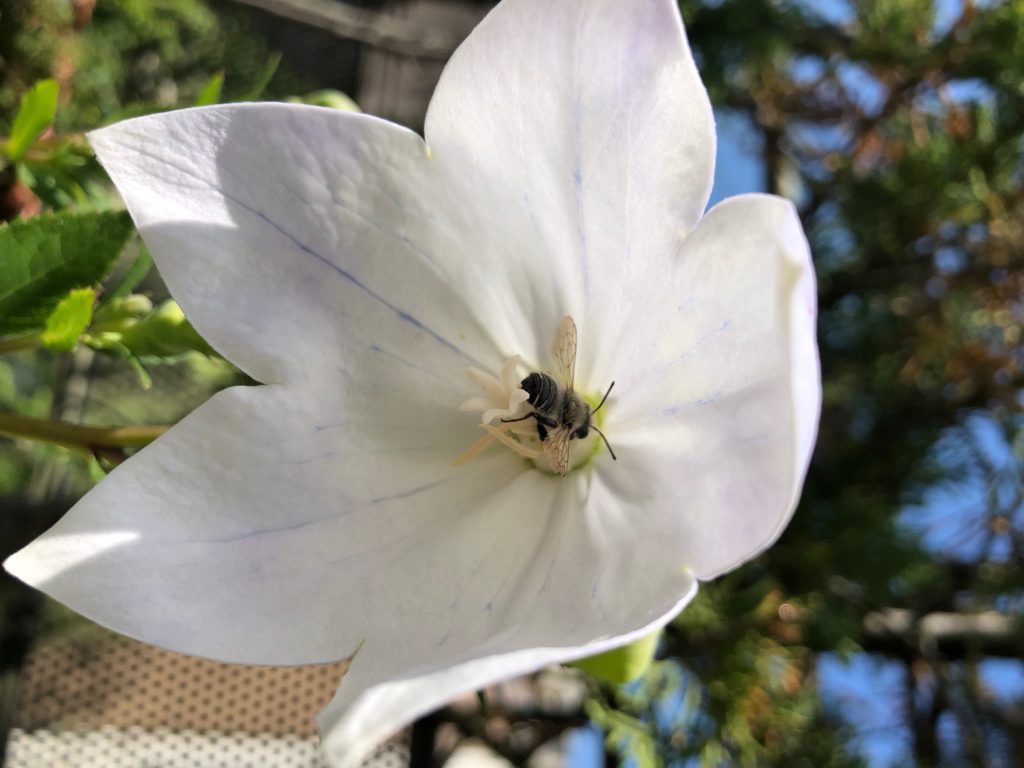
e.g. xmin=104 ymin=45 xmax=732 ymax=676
xmin=532 ymin=412 xmax=558 ymax=428
xmin=536 ymin=422 xmax=549 ymax=441
xmin=500 ymin=413 xmax=535 ymax=424
xmin=503 ymin=411 xmax=558 ymax=428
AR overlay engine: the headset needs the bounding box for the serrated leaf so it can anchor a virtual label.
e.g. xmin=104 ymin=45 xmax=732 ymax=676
xmin=0 ymin=210 xmax=135 ymax=336
xmin=42 ymin=287 xmax=95 ymax=352
xmin=195 ymin=72 xmax=224 ymax=106
xmin=6 ymin=80 xmax=59 ymax=161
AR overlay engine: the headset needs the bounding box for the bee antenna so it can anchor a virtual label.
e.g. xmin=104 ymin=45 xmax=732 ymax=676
xmin=591 ymin=425 xmax=617 ymax=461
xmin=593 ymin=381 xmax=615 ymax=414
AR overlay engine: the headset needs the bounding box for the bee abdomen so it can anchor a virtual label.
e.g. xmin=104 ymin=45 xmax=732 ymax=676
xmin=521 ymin=372 xmax=558 ymax=411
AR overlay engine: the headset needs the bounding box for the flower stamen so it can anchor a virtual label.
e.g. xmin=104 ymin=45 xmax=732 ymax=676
xmin=455 ymin=318 xmax=618 ymax=473
xmin=451 ymin=428 xmax=500 ymax=467
xmin=452 ymin=421 xmax=537 ymax=466
xmin=455 ymin=354 xmax=544 ymax=466
xmin=480 ymin=423 xmax=543 ymax=460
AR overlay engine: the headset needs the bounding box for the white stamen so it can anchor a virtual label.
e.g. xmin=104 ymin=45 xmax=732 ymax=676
xmin=456 ymin=355 xmax=539 ymax=465
xmin=458 ymin=355 xmax=529 ymax=425
xmin=480 ymin=423 xmax=542 ymax=460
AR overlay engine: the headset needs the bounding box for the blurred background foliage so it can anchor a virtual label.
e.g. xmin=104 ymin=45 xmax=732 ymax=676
xmin=0 ymin=0 xmax=1022 ymax=767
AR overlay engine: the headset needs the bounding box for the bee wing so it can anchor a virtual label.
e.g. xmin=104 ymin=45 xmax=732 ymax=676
xmin=550 ymin=315 xmax=577 ymax=390
xmin=544 ymin=425 xmax=574 ymax=476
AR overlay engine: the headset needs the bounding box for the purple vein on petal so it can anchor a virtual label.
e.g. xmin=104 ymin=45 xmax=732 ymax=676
xmin=118 ymin=141 xmax=483 ymax=368
xmin=660 ymin=390 xmax=724 ymax=417
xmin=571 ymin=9 xmax=589 ymax=304
xmin=486 ymin=480 xmax=567 ymax=634
xmin=369 ymin=344 xmax=452 ymax=384
xmin=325 ymin=489 xmax=465 ymax=570
xmin=281 ymin=175 xmax=440 ymax=269
xmin=227 ymin=193 xmax=483 ymax=367
xmin=172 ymin=478 xmax=451 ymax=548
xmin=177 ymin=511 xmax=343 ymax=546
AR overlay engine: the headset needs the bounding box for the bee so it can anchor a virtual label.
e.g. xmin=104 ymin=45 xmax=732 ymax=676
xmin=502 ymin=316 xmax=617 ymax=475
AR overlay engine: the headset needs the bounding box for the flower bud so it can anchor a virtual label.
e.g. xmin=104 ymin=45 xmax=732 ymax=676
xmin=92 ymin=294 xmax=154 ymax=332
xmin=117 ymin=300 xmax=214 ymax=358
xmin=569 ymin=630 xmax=662 ymax=686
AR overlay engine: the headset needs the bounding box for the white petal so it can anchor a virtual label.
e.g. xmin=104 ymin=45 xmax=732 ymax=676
xmin=307 ymin=463 xmax=700 ymax=766
xmin=5 ymin=382 xmax=697 ymax=677
xmin=8 ymin=394 xmax=699 ymax=768
xmin=424 ymin=0 xmax=716 ymax=373
xmin=601 ymin=194 xmax=819 ymax=579
xmin=5 ymin=382 xmax=527 ymax=664
xmin=7 ymin=377 xmax=700 ymax=755
xmin=89 ymin=104 xmax=497 ymax=387
xmin=318 ymin=574 xmax=697 ymax=767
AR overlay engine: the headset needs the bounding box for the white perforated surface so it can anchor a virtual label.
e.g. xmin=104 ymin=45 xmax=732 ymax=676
xmin=4 ymin=727 xmax=410 ymax=768
xmin=3 ymin=632 xmax=412 ymax=768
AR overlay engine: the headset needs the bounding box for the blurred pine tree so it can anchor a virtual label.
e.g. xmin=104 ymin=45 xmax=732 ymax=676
xmin=648 ymin=1 xmax=1024 ymax=765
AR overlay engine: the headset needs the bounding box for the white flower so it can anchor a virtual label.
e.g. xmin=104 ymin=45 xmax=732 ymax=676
xmin=4 ymin=0 xmax=820 ymax=765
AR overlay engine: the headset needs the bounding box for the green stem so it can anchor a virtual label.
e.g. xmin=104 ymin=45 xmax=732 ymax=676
xmin=0 ymin=411 xmax=168 ymax=451
xmin=0 ymin=333 xmax=42 ymax=355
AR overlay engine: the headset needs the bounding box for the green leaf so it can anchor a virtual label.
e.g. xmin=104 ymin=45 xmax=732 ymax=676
xmin=584 ymin=699 xmax=660 ymax=768
xmin=41 ymin=288 xmax=96 ymax=352
xmin=0 ymin=210 xmax=135 ymax=336
xmin=88 ymin=336 xmax=153 ymax=390
xmin=240 ymin=53 xmax=281 ymax=101
xmin=5 ymin=80 xmax=60 ymax=162
xmin=195 ymin=72 xmax=224 ymax=106
xmin=123 ymin=349 xmax=154 ymax=390
xmin=570 ymin=630 xmax=662 ymax=686
xmin=285 ymin=90 xmax=360 ymax=112
xmin=87 ymin=454 xmax=109 ymax=482
xmin=106 ymin=246 xmax=153 ymax=300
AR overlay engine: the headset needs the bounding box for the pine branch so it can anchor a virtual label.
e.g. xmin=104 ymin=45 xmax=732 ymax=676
xmin=862 ymin=609 xmax=1022 ymax=660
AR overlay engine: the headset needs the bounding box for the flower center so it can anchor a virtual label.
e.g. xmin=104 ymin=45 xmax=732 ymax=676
xmin=453 ymin=316 xmax=616 ymax=476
